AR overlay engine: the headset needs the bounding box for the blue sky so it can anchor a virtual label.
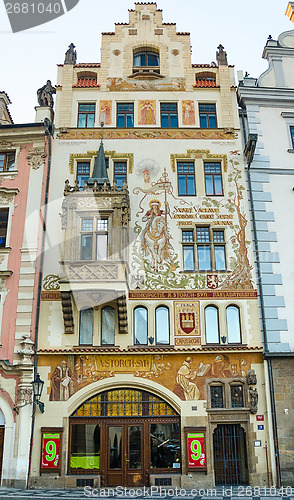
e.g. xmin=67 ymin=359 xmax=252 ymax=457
xmin=0 ymin=0 xmax=292 ymax=123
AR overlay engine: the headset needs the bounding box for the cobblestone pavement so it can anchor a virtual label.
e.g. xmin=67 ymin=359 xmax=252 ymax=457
xmin=0 ymin=487 xmax=294 ymax=500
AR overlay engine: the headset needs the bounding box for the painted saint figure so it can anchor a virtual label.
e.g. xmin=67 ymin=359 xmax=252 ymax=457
xmin=176 ymin=357 xmax=200 ymax=401
xmin=139 ymin=100 xmax=156 ymax=125
xmin=49 ymin=360 xmax=74 ymax=401
xmin=140 ymin=199 xmax=172 ymax=271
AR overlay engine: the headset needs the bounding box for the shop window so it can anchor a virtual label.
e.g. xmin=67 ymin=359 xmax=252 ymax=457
xmin=114 ymin=161 xmax=127 ymax=188
xmin=177 ymin=162 xmax=196 ymax=196
xmin=199 ymin=103 xmax=217 ymax=128
xmin=226 ymin=305 xmax=241 ymax=343
xmin=101 ymin=306 xmax=115 ymax=345
xmin=204 ymin=162 xmax=223 ymax=196
xmin=70 ymin=423 xmax=100 ymax=471
xmin=161 ymin=103 xmax=178 ymax=128
xmin=80 ymin=217 xmax=108 ymax=261
xmin=210 ymin=385 xmax=224 ymax=408
xmin=0 ymin=208 xmax=9 ymax=248
xmin=150 ymin=423 xmax=180 ymax=469
xmin=77 ymin=103 xmax=95 ymax=128
xmin=79 ymin=308 xmax=93 ymax=345
xmin=0 ymin=152 xmax=15 ymax=172
xmin=205 ymin=306 xmax=220 ymax=343
xmin=230 ymin=385 xmax=244 ymax=408
xmin=117 ymin=103 xmax=134 ymax=128
xmin=134 ymin=306 xmax=148 ymax=345
xmin=155 ymin=306 xmax=170 ymax=345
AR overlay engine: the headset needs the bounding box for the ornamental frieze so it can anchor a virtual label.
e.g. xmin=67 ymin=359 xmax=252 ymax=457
xmin=58 ymin=128 xmax=238 ymax=141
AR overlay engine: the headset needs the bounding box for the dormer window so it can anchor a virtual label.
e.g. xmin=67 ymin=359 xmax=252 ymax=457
xmin=132 ymin=47 xmax=160 ymax=77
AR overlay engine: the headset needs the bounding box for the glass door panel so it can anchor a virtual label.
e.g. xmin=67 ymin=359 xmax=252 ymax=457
xmin=128 ymin=426 xmax=142 ymax=469
xmin=109 ymin=426 xmax=122 ymax=469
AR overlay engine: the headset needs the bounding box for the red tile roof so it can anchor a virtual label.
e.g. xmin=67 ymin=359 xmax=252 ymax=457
xmin=37 ymin=345 xmax=262 ymax=354
xmin=73 ymin=79 xmax=100 ymax=88
xmin=194 ymin=79 xmax=219 ymax=88
xmin=74 ymin=63 xmax=100 ymax=68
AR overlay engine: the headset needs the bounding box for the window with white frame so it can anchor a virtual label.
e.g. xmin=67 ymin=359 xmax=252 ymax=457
xmin=80 ymin=217 xmax=108 ymax=261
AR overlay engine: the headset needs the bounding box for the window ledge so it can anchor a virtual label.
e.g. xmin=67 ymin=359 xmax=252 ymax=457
xmin=0 ymin=247 xmax=11 ymax=255
xmin=287 ymin=149 xmax=294 ymax=153
xmin=207 ymin=407 xmax=250 ymax=412
xmin=0 ymin=170 xmax=18 ymax=180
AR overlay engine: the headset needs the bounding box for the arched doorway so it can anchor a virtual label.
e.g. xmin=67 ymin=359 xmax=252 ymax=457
xmin=213 ymin=424 xmax=248 ymax=485
xmin=69 ymin=388 xmax=181 ymax=486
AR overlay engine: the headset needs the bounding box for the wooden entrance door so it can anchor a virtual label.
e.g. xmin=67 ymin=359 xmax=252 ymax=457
xmin=107 ymin=422 xmax=144 ymax=487
xmin=213 ymin=424 xmax=248 ymax=485
xmin=0 ymin=427 xmax=4 ymax=481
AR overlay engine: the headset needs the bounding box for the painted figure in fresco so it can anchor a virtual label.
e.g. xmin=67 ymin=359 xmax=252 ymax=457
xmin=49 ymin=360 xmax=74 ymax=401
xmin=99 ymin=101 xmax=112 ymax=125
xmin=211 ymin=354 xmax=233 ymax=378
xmin=176 ymin=357 xmax=200 ymax=401
xmin=140 ymin=200 xmax=172 ymax=271
xmin=139 ymin=101 xmax=156 ymax=125
xmin=182 ymin=100 xmax=195 ymax=125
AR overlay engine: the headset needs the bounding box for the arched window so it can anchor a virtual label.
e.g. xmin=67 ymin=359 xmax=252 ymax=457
xmin=101 ymin=306 xmax=115 ymax=345
xmin=205 ymin=306 xmax=219 ymax=343
xmin=155 ymin=306 xmax=170 ymax=344
xmin=226 ymin=305 xmax=241 ymax=343
xmin=133 ymin=47 xmax=160 ymax=76
xmin=79 ymin=308 xmax=93 ymax=345
xmin=134 ymin=307 xmax=148 ymax=345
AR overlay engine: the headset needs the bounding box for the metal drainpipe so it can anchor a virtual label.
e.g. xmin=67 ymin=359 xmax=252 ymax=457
xmin=244 ymin=131 xmax=282 ymax=487
xmin=26 ymin=118 xmax=53 ymax=489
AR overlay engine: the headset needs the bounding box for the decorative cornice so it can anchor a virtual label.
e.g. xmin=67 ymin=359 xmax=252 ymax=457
xmin=58 ymin=128 xmax=238 ymax=141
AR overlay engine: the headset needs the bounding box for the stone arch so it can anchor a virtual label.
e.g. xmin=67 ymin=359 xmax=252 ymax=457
xmin=66 ymin=374 xmax=182 ymax=417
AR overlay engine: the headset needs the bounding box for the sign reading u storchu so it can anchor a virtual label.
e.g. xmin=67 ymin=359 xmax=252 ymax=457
xmin=4 ymin=0 xmax=79 ymax=33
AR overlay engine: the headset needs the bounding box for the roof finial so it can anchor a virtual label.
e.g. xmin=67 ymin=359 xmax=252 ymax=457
xmin=100 ymin=121 xmax=104 ymax=144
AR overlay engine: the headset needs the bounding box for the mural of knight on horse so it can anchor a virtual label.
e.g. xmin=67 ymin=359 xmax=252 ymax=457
xmin=140 ymin=199 xmax=173 ymax=271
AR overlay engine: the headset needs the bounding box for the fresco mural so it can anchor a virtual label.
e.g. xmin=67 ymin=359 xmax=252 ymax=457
xmin=43 ymin=352 xmax=261 ymax=402
xmin=99 ymin=101 xmax=112 ymax=125
xmin=131 ymin=152 xmax=254 ymax=290
xmin=107 ymin=77 xmax=186 ymax=92
xmin=182 ymin=100 xmax=195 ymax=125
xmin=138 ymin=100 xmax=156 ymax=125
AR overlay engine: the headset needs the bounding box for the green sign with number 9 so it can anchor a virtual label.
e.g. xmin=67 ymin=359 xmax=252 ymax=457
xmin=45 ymin=441 xmax=56 ymax=462
xmin=191 ymin=439 xmax=201 ymax=461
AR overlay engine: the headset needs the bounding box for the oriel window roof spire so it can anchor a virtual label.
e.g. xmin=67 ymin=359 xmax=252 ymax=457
xmin=87 ymin=122 xmax=110 ymax=186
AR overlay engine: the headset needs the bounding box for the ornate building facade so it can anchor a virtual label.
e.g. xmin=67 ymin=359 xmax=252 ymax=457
xmin=0 ymin=93 xmax=51 ymax=486
xmin=30 ymin=3 xmax=272 ymax=488
xmin=238 ymin=8 xmax=294 ymax=486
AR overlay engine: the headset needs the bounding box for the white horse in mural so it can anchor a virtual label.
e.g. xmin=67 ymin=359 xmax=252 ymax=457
xmin=141 ymin=214 xmax=170 ymax=271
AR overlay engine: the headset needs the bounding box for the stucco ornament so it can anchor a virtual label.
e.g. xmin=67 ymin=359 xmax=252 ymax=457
xmin=43 ymin=274 xmax=60 ymax=291
xmin=27 ymin=148 xmax=47 ymax=170
xmin=17 ymin=334 xmax=34 ymax=365
xmin=0 ymin=140 xmax=14 ymax=150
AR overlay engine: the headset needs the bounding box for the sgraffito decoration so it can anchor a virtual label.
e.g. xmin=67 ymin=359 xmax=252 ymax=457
xmin=42 ymin=352 xmax=262 ymax=402
xmin=107 ymin=77 xmax=186 ymax=92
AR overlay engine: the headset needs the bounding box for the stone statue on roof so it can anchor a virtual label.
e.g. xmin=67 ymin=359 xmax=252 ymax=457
xmin=37 ymin=80 xmax=56 ymax=108
xmin=216 ymin=44 xmax=228 ymax=66
xmin=64 ymin=43 xmax=77 ymax=65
